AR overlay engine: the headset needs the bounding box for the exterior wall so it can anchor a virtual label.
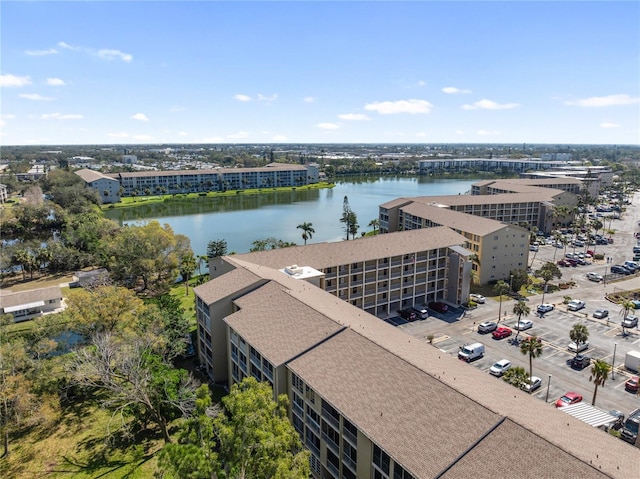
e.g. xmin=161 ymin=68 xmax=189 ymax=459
xmin=477 ymin=227 xmax=529 ymax=284
xmin=89 ymin=176 xmax=120 ymax=204
xmin=228 ymin=329 xmax=276 ymax=392
xmin=418 ymin=158 xmax=570 ymax=174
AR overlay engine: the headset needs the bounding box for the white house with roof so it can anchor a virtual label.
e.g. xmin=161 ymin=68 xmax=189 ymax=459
xmin=0 ymin=286 xmax=64 ymax=322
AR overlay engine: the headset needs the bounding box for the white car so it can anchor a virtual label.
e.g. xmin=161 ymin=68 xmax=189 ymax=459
xmin=514 ymin=319 xmax=533 ymax=331
xmin=567 ymin=300 xmax=586 ymax=311
xmin=522 ymin=376 xmax=542 ymax=392
xmin=568 ymin=341 xmax=589 ymax=353
xmin=477 ymin=321 xmax=497 ymax=333
xmin=489 ymin=359 xmax=512 ymax=377
xmin=537 ymin=304 xmax=554 ymax=314
xmin=469 ymin=293 xmax=486 ymax=304
xmin=586 ymin=272 xmax=603 ymax=282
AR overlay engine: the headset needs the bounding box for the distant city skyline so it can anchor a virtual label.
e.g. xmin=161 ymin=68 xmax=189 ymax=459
xmin=1 ymin=1 xmax=639 ymax=146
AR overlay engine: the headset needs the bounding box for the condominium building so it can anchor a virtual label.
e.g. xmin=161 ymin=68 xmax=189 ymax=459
xmin=417 ymin=157 xmax=574 ymax=174
xmin=74 ymin=168 xmax=121 ymax=204
xmin=193 ymin=237 xmax=634 ymax=479
xmin=75 ymin=163 xmax=320 ymax=203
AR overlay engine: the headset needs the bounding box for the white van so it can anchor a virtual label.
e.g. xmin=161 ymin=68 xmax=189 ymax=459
xmin=410 ymin=306 xmax=429 ymax=320
xmin=458 ymin=342 xmax=485 ymax=362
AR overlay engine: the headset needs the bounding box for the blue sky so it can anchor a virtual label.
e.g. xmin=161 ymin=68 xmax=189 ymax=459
xmin=1 ymin=1 xmax=639 ymax=146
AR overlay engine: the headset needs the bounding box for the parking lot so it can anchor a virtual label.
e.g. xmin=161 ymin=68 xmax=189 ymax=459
xmin=383 ymin=192 xmax=640 ymax=418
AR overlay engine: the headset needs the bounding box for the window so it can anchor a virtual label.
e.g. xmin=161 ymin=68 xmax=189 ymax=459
xmin=305 ymin=384 xmax=315 ymax=403
xmin=393 ymin=464 xmax=415 ymax=479
xmin=373 ymin=445 xmax=390 ymax=475
xmin=292 ymin=373 xmax=304 ymax=393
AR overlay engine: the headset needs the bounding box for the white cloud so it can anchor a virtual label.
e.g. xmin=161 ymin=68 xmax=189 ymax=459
xmin=304 ymin=96 xmax=316 ymax=103
xmin=258 ymin=93 xmax=278 ymax=102
xmin=58 ymin=41 xmax=77 ymax=50
xmin=108 ymin=132 xmax=130 ymax=138
xmin=228 ymin=131 xmax=249 ymax=139
xmin=233 ymin=94 xmax=251 ymax=102
xmin=442 ymin=86 xmax=471 ymax=94
xmin=20 ymin=93 xmax=54 ymax=101
xmin=131 ymin=113 xmax=149 ymax=121
xmin=364 ymin=99 xmax=433 ymax=114
xmin=476 ymin=129 xmax=500 ymax=136
xmin=565 ymin=94 xmax=639 ymax=107
xmin=133 ymin=134 xmax=153 ymax=141
xmin=600 ymin=122 xmax=620 ymax=128
xmin=178 ymin=131 xmax=188 ymax=136
xmin=462 ymin=99 xmax=519 ymax=110
xmin=1 ymin=74 xmax=32 ymax=87
xmin=46 ymin=78 xmax=66 ymax=86
xmin=98 ymin=49 xmax=133 ymax=63
xmin=40 ymin=113 xmax=83 ymax=120
xmin=317 ymin=123 xmax=340 ymax=130
xmin=338 ymin=113 xmax=370 ymax=121
xmin=25 ymin=48 xmax=58 ymax=56
xmin=272 ymin=135 xmax=288 ymax=141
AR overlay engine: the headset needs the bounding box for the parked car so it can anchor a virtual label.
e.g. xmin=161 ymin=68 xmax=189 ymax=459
xmin=630 ymin=300 xmax=640 ymax=309
xmin=624 ymin=261 xmax=640 ymax=272
xmin=570 ymin=354 xmax=591 ymax=369
xmin=489 ymin=359 xmax=512 ymax=377
xmin=398 ymin=309 xmax=418 ymax=321
xmin=611 ymin=264 xmax=631 ymax=275
xmin=409 ymin=307 xmax=429 ymax=319
xmin=567 ymin=299 xmax=586 ymax=311
xmin=557 ymin=259 xmax=571 ymax=267
xmin=522 ymin=376 xmax=542 ymax=392
xmin=428 ymin=301 xmax=448 ymax=313
xmin=586 ymin=272 xmax=603 ymax=282
xmin=555 ymin=392 xmax=583 ymax=408
xmin=568 ymin=340 xmax=589 ymax=353
xmin=458 ymin=342 xmax=485 ymax=362
xmin=593 ymin=308 xmax=609 ymax=319
xmin=514 ymin=319 xmax=533 ymax=331
xmin=477 ymin=321 xmax=498 ymax=334
xmin=492 ymin=327 xmax=512 ymax=340
xmin=529 ymin=244 xmax=539 ymax=252
xmin=625 ymin=376 xmax=639 ymax=393
xmin=537 ymin=303 xmax=554 ymax=314
xmin=469 ymin=293 xmax=486 ymax=304
xmin=622 ymin=315 xmax=639 ymax=328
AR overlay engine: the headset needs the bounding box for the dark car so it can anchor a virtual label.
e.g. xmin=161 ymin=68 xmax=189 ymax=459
xmin=397 ymin=309 xmax=418 ymax=321
xmin=611 ymin=265 xmax=631 ymax=275
xmin=625 ymin=376 xmax=639 ymax=393
xmin=570 ymin=354 xmax=591 ymax=370
xmin=428 ymin=301 xmax=448 ymax=313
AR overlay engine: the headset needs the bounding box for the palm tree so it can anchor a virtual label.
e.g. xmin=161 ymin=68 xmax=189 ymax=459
xmin=513 ymin=300 xmax=531 ymax=341
xmin=589 ymin=359 xmax=611 ymax=406
xmin=493 ymin=280 xmax=510 ymax=324
xmin=620 ymin=299 xmax=635 ymax=336
xmin=551 ymin=230 xmax=564 ymax=262
xmin=297 ymin=222 xmax=315 ymax=245
xmin=520 ymin=336 xmax=543 ymax=393
xmin=502 ymin=366 xmax=529 ymax=390
xmin=368 ymin=218 xmax=379 ymax=234
xmin=535 ymin=262 xmax=562 ymax=304
xmin=569 ymin=323 xmax=589 ymax=357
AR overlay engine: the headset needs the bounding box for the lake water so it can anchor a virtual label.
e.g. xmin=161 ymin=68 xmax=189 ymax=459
xmin=103 ymin=176 xmax=480 ymax=257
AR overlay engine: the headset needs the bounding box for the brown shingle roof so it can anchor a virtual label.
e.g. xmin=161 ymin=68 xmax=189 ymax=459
xmin=0 ymin=286 xmax=62 ymax=308
xmin=232 ymin=227 xmax=466 ymax=270
xmin=193 ymin=267 xmax=261 ymax=304
xmin=225 ymin=281 xmax=344 ymax=366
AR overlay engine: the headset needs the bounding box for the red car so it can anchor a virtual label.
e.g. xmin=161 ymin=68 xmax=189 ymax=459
xmin=555 ymin=392 xmax=583 ymax=408
xmin=625 ymin=376 xmax=639 ymax=393
xmin=557 ymin=259 xmax=570 ymax=267
xmin=428 ymin=301 xmax=448 ymax=313
xmin=492 ymin=327 xmax=512 ymax=340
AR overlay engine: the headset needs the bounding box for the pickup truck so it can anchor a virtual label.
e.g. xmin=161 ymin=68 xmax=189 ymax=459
xmin=620 ymin=408 xmax=640 ymax=445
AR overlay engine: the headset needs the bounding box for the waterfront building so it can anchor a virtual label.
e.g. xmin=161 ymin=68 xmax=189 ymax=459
xmin=417 ymin=157 xmax=574 ymax=174
xmin=193 ymin=236 xmax=633 ymax=479
xmin=74 ymin=168 xmax=121 ymax=204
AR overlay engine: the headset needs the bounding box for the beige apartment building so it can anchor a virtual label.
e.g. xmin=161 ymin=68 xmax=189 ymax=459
xmin=391 ymin=201 xmax=529 ymax=284
xmin=193 ymin=245 xmax=634 ymax=479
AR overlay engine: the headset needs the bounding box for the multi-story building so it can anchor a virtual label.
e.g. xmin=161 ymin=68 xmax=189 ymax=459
xmin=74 ymin=168 xmax=121 ymax=204
xmin=417 ymin=157 xmax=575 ymax=174
xmin=389 ymin=201 xmax=529 ymax=284
xmin=75 ymin=163 xmax=320 ymax=203
xmin=193 ymin=236 xmax=634 ymax=479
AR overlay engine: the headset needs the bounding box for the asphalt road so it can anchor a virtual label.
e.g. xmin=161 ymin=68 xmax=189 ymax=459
xmin=389 ymin=192 xmax=640 ymax=418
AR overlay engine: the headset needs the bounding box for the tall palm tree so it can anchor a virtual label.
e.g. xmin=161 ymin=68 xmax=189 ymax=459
xmin=589 ymin=359 xmax=611 ymax=406
xmin=536 ymin=262 xmax=562 ymax=305
xmin=368 ymin=218 xmax=379 ymax=234
xmin=520 ymin=336 xmax=543 ymax=393
xmin=493 ymin=280 xmax=510 ymax=324
xmin=513 ymin=300 xmax=531 ymax=341
xmin=620 ymin=299 xmax=635 ymax=336
xmin=551 ymin=230 xmax=564 ymax=262
xmin=297 ymin=222 xmax=315 ymax=245
xmin=569 ymin=323 xmax=589 ymax=357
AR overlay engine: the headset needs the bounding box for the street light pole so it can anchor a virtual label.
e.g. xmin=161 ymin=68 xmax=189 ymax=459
xmin=545 ymin=374 xmax=552 ymax=402
xmin=612 ymin=342 xmax=617 ymax=379
xmin=510 ymin=274 xmax=514 ymax=293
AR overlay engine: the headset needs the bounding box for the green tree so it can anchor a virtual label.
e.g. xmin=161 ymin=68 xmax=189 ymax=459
xmin=513 ymin=300 xmax=531 ymax=341
xmin=502 ymin=366 xmax=529 ymax=390
xmin=569 ymin=323 xmax=589 ymax=357
xmin=250 ymin=237 xmax=296 ymax=252
xmin=493 ymin=280 xmax=510 ymax=324
xmin=180 ymin=252 xmax=198 ymax=296
xmin=296 ymin=222 xmax=315 ymax=245
xmin=589 ymin=359 xmax=611 ymax=406
xmin=340 ymin=195 xmax=357 ymax=240
xmin=368 ymin=218 xmax=379 ymax=234
xmin=213 ymin=377 xmax=310 ymax=479
xmin=509 ymin=268 xmax=529 ymax=294
xmin=535 ymin=262 xmax=562 ymax=304
xmin=520 ymin=336 xmax=543 ymax=393
xmin=620 ymin=299 xmax=635 ymax=336
xmin=207 ymin=239 xmax=228 ymax=259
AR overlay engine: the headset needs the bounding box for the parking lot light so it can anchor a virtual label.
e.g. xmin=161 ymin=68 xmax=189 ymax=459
xmin=611 ymin=342 xmax=617 ymax=379
xmin=545 ymin=374 xmax=552 ymax=402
